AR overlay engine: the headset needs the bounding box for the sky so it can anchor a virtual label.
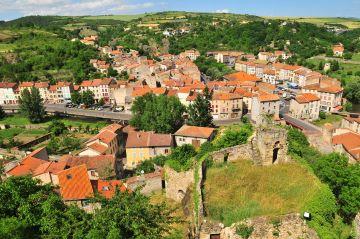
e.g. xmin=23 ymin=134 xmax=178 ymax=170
xmin=0 ymin=0 xmax=359 ymax=21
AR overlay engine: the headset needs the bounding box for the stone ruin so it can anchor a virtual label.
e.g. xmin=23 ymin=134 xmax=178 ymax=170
xmin=211 ymin=126 xmax=290 ymax=166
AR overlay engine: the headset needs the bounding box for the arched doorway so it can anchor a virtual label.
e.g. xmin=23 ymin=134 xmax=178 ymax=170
xmin=273 ymin=141 xmax=280 ymax=164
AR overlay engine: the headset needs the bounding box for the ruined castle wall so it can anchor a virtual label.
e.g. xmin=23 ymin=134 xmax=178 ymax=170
xmin=165 ymin=166 xmax=195 ymax=202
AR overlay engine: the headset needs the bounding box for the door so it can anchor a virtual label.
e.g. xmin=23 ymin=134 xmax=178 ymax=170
xmin=192 ymin=139 xmax=200 ymax=148
xmin=210 ymin=234 xmax=220 ymax=239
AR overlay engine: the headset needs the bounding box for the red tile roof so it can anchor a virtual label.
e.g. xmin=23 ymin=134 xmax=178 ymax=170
xmin=126 ymin=131 xmax=172 ymax=148
xmin=7 ymin=147 xmax=49 ymax=176
xmin=87 ymin=142 xmax=108 ymax=154
xmin=32 ymin=161 xmax=67 ymax=176
xmin=224 ymin=72 xmax=260 ymax=82
xmin=212 ymin=92 xmax=243 ymax=101
xmin=64 ymin=155 xmax=116 ymax=177
xmin=57 ymin=165 xmax=94 ymax=201
xmin=332 ymin=131 xmax=360 ymax=161
xmin=92 ymin=180 xmax=127 ymax=199
xmin=303 ymin=84 xmax=343 ymax=94
xmin=175 ymin=125 xmax=215 ymax=139
xmin=0 ymin=82 xmax=17 ymax=89
xmin=295 ymin=93 xmax=320 ymax=104
xmin=258 ymin=93 xmax=280 ymax=102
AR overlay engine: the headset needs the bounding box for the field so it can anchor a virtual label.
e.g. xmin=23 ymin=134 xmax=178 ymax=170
xmin=82 ymin=14 xmax=146 ymax=21
xmin=204 ymin=160 xmax=323 ymax=226
xmin=267 ymin=17 xmax=360 ymax=29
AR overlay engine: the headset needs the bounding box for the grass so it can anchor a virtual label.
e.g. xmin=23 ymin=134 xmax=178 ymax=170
xmin=351 ymin=53 xmax=360 ymax=62
xmin=0 ymin=128 xmax=23 ymax=140
xmin=313 ymin=114 xmax=343 ymax=126
xmin=204 ymin=160 xmax=323 ymax=226
xmin=82 ymin=14 xmax=146 ymax=21
xmin=0 ymin=43 xmax=15 ymax=52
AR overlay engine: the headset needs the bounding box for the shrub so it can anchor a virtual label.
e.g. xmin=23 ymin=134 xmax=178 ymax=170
xmin=166 ymin=144 xmax=197 ymax=172
xmin=235 ymin=224 xmax=254 ymax=239
xmin=215 ymin=123 xmax=253 ymax=149
xmin=319 ymin=111 xmax=326 ymax=119
xmin=135 ymin=160 xmax=155 ymax=175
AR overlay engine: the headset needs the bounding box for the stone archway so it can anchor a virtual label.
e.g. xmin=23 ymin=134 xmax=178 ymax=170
xmin=273 ymin=141 xmax=280 ymax=164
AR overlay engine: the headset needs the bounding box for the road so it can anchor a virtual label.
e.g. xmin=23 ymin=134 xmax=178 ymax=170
xmin=2 ymin=104 xmax=132 ymax=121
xmin=283 ymin=114 xmax=321 ymax=133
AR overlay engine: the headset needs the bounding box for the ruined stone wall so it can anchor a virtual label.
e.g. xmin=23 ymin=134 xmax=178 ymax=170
xmin=165 ymin=166 xmax=195 ymax=202
xmin=210 ymin=127 xmax=290 ymax=166
xmin=355 ymin=212 xmax=360 ymax=239
xmin=255 ymin=127 xmax=289 ymax=165
xmin=200 ymin=213 xmax=319 ymax=239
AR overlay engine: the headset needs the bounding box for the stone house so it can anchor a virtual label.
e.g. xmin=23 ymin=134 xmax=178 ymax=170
xmin=174 ymin=125 xmax=216 ymax=148
xmin=125 ymin=131 xmax=173 ymax=169
xmin=258 ymin=52 xmax=277 ymax=62
xmin=251 ymin=93 xmax=280 ymax=125
xmin=341 ymin=117 xmax=360 ymax=134
xmin=289 ymin=93 xmax=320 ymax=121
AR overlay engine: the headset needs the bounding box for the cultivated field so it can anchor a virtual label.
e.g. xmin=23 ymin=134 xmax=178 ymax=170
xmin=266 ymin=17 xmax=360 ymax=29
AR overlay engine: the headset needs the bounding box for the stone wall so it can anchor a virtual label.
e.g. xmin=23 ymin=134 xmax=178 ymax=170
xmin=355 ymin=212 xmax=360 ymax=239
xmin=210 ymin=126 xmax=290 ymax=166
xmin=200 ymin=213 xmax=319 ymax=239
xmin=165 ymin=166 xmax=195 ymax=202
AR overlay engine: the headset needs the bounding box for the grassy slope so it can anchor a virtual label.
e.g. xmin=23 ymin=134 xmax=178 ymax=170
xmin=204 ymin=160 xmax=323 ymax=226
xmin=82 ymin=14 xmax=146 ymax=21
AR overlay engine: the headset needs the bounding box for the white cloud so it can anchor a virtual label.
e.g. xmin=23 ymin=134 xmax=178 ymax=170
xmin=0 ymin=0 xmax=157 ymax=16
xmin=215 ymin=9 xmax=230 ymax=14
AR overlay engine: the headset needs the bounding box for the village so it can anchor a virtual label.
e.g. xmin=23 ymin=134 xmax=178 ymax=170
xmin=0 ymin=26 xmax=359 ymax=238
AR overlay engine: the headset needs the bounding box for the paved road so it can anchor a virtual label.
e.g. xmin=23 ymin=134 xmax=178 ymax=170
xmin=2 ymin=104 xmax=132 ymax=121
xmin=283 ymin=114 xmax=321 ymax=133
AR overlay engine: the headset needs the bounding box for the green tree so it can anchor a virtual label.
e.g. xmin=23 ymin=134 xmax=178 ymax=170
xmin=344 ymin=80 xmax=360 ymax=104
xmin=97 ymin=98 xmax=105 ymax=106
xmin=344 ymin=102 xmax=353 ymax=112
xmin=319 ymin=111 xmax=326 ymax=119
xmin=81 ymin=90 xmax=95 ymax=107
xmin=19 ymin=87 xmax=45 ymax=123
xmin=187 ymin=87 xmax=213 ymax=127
xmin=48 ymin=119 xmax=67 ymax=136
xmin=0 ymin=105 xmax=6 ymax=120
xmin=87 ymin=190 xmax=177 ymax=239
xmin=71 ymin=91 xmax=82 ymax=105
xmin=107 ymin=67 xmax=118 ymax=77
xmin=215 ymin=124 xmax=253 ymax=149
xmin=136 ymin=160 xmax=155 ymax=175
xmin=166 ymin=144 xmax=197 ymax=172
xmin=130 ymin=93 xmax=186 ymax=134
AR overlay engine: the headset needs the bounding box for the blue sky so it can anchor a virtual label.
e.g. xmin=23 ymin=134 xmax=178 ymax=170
xmin=1 ymin=0 xmax=359 ymax=21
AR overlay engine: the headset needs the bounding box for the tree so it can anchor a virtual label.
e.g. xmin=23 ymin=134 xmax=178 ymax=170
xmin=0 ymin=105 xmax=6 ymax=120
xmin=87 ymin=190 xmax=177 ymax=239
xmin=319 ymin=111 xmax=326 ymax=119
xmin=71 ymin=91 xmax=82 ymax=105
xmin=343 ymin=52 xmax=352 ymax=60
xmin=187 ymin=87 xmax=213 ymax=127
xmin=344 ymin=80 xmax=360 ymax=104
xmin=214 ymin=124 xmax=253 ymax=149
xmin=166 ymin=144 xmax=197 ymax=172
xmin=344 ymin=102 xmax=353 ymax=112
xmin=81 ymin=90 xmax=95 ymax=107
xmin=48 ymin=119 xmax=67 ymax=136
xmin=97 ymin=98 xmax=105 ymax=106
xmin=130 ymin=93 xmax=186 ymax=134
xmin=19 ymin=87 xmax=45 ymax=123
xmin=107 ymin=67 xmax=118 ymax=77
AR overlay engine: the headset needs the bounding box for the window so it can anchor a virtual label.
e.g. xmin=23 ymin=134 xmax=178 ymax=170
xmin=90 ymin=170 xmax=96 ymax=176
xmin=165 ymin=149 xmax=169 ymax=154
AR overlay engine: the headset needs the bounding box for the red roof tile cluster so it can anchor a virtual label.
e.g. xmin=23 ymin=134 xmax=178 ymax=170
xmin=212 ymin=92 xmax=243 ymax=101
xmin=303 ymin=84 xmax=343 ymax=94
xmin=175 ymin=125 xmax=215 ymax=139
